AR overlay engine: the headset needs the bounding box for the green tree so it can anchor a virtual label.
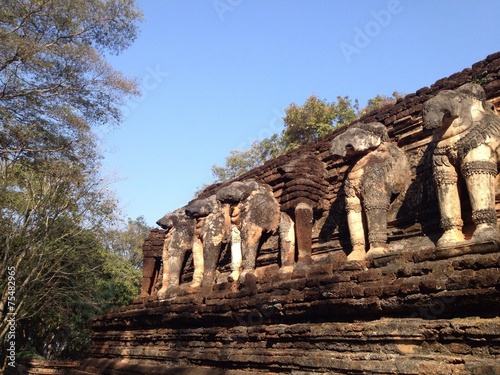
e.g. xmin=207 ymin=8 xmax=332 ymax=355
xmin=14 ymin=228 xmax=141 ymax=360
xmin=0 ymin=156 xmax=124 ymax=360
xmin=0 ymin=0 xmax=143 ymax=366
xmin=105 ymin=216 xmax=153 ymax=269
xmin=212 ymin=95 xmax=359 ymax=182
xmin=0 ymin=0 xmax=142 ymax=166
xmin=359 ymin=92 xmax=404 ymax=116
xmin=211 ymin=134 xmax=284 ymax=182
xmin=281 ymin=95 xmax=359 ymax=150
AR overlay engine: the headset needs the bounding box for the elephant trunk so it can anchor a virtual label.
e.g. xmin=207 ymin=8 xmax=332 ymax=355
xmin=330 ymin=128 xmax=359 ymax=157
xmin=422 ymin=104 xmax=445 ymax=130
xmin=423 ymin=91 xmax=462 ymax=130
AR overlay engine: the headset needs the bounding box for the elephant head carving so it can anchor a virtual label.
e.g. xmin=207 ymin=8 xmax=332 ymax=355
xmin=216 ymin=180 xmax=254 ymax=203
xmin=422 ymin=91 xmax=464 ymax=131
xmin=330 ymin=122 xmax=410 ymax=261
xmin=157 ymin=207 xmax=190 ymax=230
xmin=185 ymin=195 xmax=219 ymax=218
xmin=422 ymin=83 xmax=500 ymax=248
xmin=330 ymin=122 xmax=390 ymax=158
xmin=423 ymin=82 xmax=493 ymax=133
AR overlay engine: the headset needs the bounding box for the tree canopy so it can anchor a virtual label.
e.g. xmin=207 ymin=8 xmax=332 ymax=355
xmin=105 ymin=216 xmax=152 ymax=269
xmin=359 ymin=92 xmax=404 ymax=116
xmin=212 ymin=95 xmax=360 ymax=182
xmin=211 ymin=93 xmax=403 ymax=183
xmin=0 ymin=0 xmax=142 ymax=166
xmin=281 ymin=95 xmax=359 ymax=150
xmin=211 ymin=134 xmax=284 ymax=183
xmin=0 ymin=0 xmax=144 ymax=366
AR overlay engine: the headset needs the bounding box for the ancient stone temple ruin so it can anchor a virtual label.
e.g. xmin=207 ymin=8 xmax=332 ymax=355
xmin=75 ymin=53 xmax=500 ymax=375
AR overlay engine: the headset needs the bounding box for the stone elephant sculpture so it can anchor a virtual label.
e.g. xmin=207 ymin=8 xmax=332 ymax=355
xmin=423 ymin=82 xmax=500 ymax=247
xmin=185 ymin=195 xmax=230 ymax=289
xmin=216 ymin=179 xmax=280 ymax=283
xmin=155 ymin=207 xmax=198 ymax=299
xmin=330 ymin=122 xmax=410 ymax=261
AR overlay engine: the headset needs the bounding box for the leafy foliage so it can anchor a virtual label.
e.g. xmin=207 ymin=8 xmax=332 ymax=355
xmin=359 ymin=92 xmax=404 ymax=116
xmin=211 ymin=134 xmax=285 ymax=182
xmin=0 ymin=0 xmax=142 ymax=165
xmin=282 ymin=95 xmax=359 ymax=150
xmin=212 ymin=95 xmax=359 ymax=182
xmin=0 ymin=0 xmax=144 ymax=364
xmin=105 ymin=216 xmax=153 ymax=269
xmin=13 ymin=228 xmax=142 ymax=359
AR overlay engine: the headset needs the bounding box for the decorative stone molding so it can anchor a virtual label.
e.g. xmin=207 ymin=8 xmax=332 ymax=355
xmin=77 ymin=52 xmax=500 ymax=375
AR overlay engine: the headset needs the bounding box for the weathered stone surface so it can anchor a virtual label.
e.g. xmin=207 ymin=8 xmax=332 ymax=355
xmin=6 ymin=359 xmax=80 ymax=375
xmin=75 ymin=53 xmax=500 ymax=375
xmin=76 ymin=247 xmax=500 ymax=374
xmin=423 ymin=83 xmax=500 ymax=249
xmin=330 ymin=122 xmax=411 ymax=261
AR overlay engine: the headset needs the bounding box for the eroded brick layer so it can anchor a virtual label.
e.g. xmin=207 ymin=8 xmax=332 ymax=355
xmin=74 ymin=53 xmax=500 ymax=375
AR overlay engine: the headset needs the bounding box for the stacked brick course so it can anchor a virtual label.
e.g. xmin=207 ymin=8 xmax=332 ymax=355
xmin=74 ymin=53 xmax=500 ymax=375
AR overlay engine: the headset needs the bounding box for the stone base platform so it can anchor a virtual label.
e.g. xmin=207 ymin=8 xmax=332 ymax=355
xmin=73 ymin=243 xmax=500 ymax=374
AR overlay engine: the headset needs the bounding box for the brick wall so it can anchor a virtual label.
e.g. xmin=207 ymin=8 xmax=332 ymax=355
xmin=76 ymin=52 xmax=500 ymax=375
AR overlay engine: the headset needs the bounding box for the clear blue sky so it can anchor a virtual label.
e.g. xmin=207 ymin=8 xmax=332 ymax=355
xmin=102 ymin=0 xmax=500 ymax=227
